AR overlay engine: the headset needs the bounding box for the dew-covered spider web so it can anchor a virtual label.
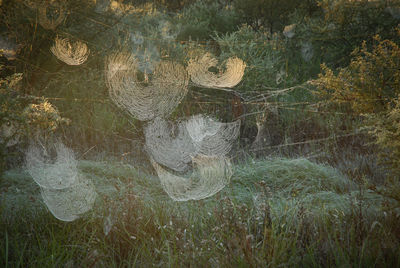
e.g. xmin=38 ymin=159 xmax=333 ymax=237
xmin=51 ymin=37 xmax=90 ymax=65
xmin=25 ymin=140 xmax=97 ymax=221
xmin=187 ymin=53 xmax=246 ymax=89
xmin=151 ymin=155 xmax=233 ymax=201
xmin=40 ymin=173 xmax=97 ymax=221
xmin=144 ymin=115 xmax=240 ymax=173
xmin=186 ymin=115 xmax=241 ymax=156
xmin=8 ymin=0 xmax=251 ymax=222
xmin=37 ymin=1 xmax=66 ymax=30
xmin=25 ymin=141 xmax=78 ymax=189
xmin=105 ymin=51 xmax=189 ymax=121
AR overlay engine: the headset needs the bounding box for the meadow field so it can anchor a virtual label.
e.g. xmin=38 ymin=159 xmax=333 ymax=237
xmin=1 ymin=0 xmax=400 ymax=266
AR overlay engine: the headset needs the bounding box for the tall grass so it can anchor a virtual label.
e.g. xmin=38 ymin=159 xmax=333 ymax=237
xmin=1 ymin=157 xmax=399 ymax=267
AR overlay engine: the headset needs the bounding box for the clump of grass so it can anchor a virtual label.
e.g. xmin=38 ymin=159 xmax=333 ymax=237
xmin=235 ymin=157 xmax=355 ymax=194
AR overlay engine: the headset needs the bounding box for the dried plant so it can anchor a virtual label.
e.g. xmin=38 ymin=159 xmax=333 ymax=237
xmin=38 ymin=1 xmax=66 ymax=30
xmin=151 ymin=155 xmax=233 ymax=201
xmin=50 ymin=37 xmax=90 ymax=65
xmin=283 ymin=24 xmax=296 ymax=38
xmin=40 ymin=173 xmax=97 ymax=221
xmin=105 ymin=51 xmax=189 ymax=121
xmin=23 ymin=100 xmax=70 ymax=135
xmin=187 ymin=53 xmax=246 ymax=89
xmin=25 ymin=141 xmax=78 ymax=189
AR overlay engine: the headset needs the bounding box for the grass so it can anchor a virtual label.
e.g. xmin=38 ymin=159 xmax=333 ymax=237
xmin=1 ymin=157 xmax=400 ymax=267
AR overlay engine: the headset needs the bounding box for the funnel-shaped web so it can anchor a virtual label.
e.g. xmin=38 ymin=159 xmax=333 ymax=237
xmin=133 ymin=44 xmax=160 ymax=74
xmin=38 ymin=2 xmax=65 ymax=30
xmin=386 ymin=6 xmax=400 ymax=19
xmin=185 ymin=115 xmax=221 ymax=142
xmin=144 ymin=115 xmax=240 ymax=172
xmin=0 ymin=120 xmax=20 ymax=147
xmin=187 ymin=53 xmax=246 ymax=89
xmin=105 ymin=51 xmax=189 ymax=121
xmin=25 ymin=141 xmax=78 ymax=189
xmin=40 ymin=173 xmax=97 ymax=222
xmin=130 ymin=31 xmax=144 ymax=45
xmin=301 ymin=42 xmax=314 ymax=62
xmin=25 ymin=140 xmax=97 ymax=221
xmin=144 ymin=117 xmax=196 ymax=173
xmin=151 ymin=155 xmax=233 ymax=201
xmin=186 ymin=115 xmax=241 ymax=156
xmin=51 ymin=37 xmax=90 ymax=65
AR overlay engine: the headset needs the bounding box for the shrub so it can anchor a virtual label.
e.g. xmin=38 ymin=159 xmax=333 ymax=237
xmin=370 ymin=96 xmax=400 ymax=207
xmin=0 ymin=68 xmax=26 ymax=173
xmin=312 ymin=33 xmax=400 ymax=115
xmin=312 ymin=28 xmax=400 ymax=206
xmin=214 ymin=25 xmax=284 ymax=91
xmin=0 ymin=65 xmax=69 ymax=173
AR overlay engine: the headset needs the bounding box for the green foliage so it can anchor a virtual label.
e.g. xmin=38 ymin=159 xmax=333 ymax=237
xmin=371 ymin=97 xmax=400 ymax=176
xmin=214 ymin=25 xmax=284 ymax=90
xmin=367 ymin=97 xmax=400 ymax=212
xmin=298 ymin=0 xmax=399 ymax=68
xmin=0 ymin=69 xmax=25 ymax=173
xmin=313 ymin=33 xmax=400 ymax=115
xmin=313 ymin=30 xmax=400 ymax=207
xmin=233 ymin=0 xmax=300 ymax=33
xmin=0 ymin=65 xmax=70 ymax=173
xmin=176 ymin=0 xmax=239 ymax=41
xmin=0 ymin=71 xmax=24 ymax=125
xmin=234 ymin=157 xmax=355 ymax=195
xmin=213 ymin=25 xmax=332 ymax=147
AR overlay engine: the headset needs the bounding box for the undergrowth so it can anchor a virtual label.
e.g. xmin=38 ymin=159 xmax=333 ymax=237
xmin=1 ymin=157 xmax=399 ymax=267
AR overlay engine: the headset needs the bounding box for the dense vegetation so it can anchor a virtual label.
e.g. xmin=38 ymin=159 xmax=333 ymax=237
xmin=1 ymin=0 xmax=400 ymax=266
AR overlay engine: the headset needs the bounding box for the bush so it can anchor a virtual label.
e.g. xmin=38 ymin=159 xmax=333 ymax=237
xmin=214 ymin=25 xmax=284 ymax=91
xmin=312 ymin=28 xmax=400 ymax=207
xmin=370 ymin=96 xmax=400 ymax=207
xmin=313 ymin=33 xmax=400 ymax=115
xmin=0 ymin=68 xmax=26 ymax=173
xmin=0 ymin=65 xmax=70 ymax=173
